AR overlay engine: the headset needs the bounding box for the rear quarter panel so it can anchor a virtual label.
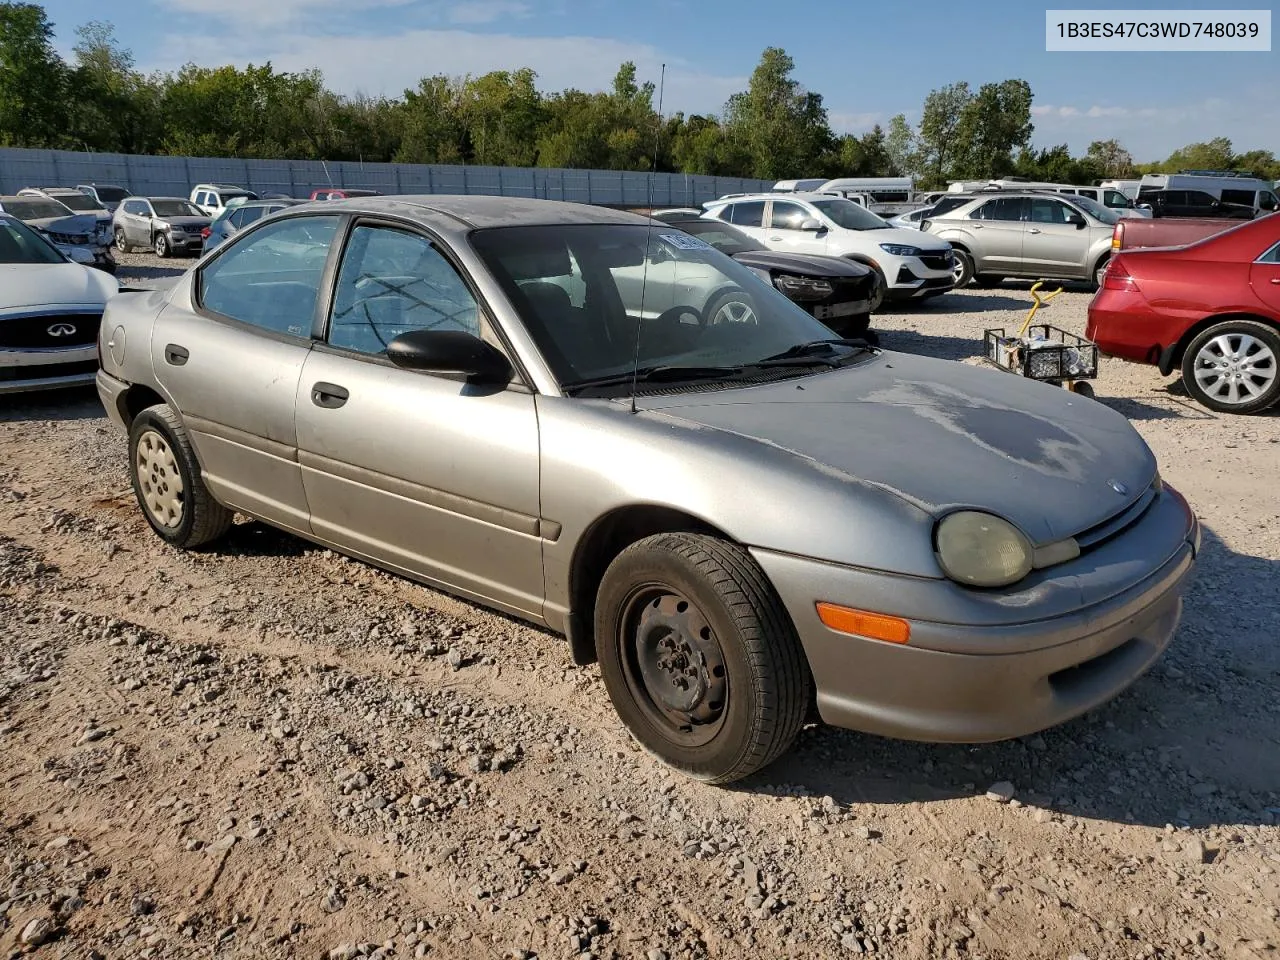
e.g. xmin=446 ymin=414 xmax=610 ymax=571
xmin=1116 ymin=218 xmax=1244 ymax=251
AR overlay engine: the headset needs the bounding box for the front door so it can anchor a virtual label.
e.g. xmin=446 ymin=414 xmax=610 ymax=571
xmin=294 ymin=221 xmax=545 ymax=619
xmin=765 ymin=200 xmax=828 ymax=256
xmin=151 ymin=213 xmax=342 ymax=534
xmin=1251 ymin=239 xmax=1280 ymax=313
xmin=1022 ymin=197 xmax=1090 ymax=278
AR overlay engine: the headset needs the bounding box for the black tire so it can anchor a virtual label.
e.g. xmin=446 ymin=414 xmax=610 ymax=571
xmin=703 ymin=287 xmax=758 ymax=326
xmin=1180 ymin=320 xmax=1280 ymax=415
xmin=128 ymin=404 xmax=233 ymax=549
xmin=114 ymin=228 xmax=130 ymax=253
xmin=594 ymin=532 xmax=812 ymax=784
xmin=951 ymin=249 xmax=975 ymax=288
xmin=1091 ymin=255 xmax=1109 ymax=291
xmin=972 ymin=274 xmax=1004 ymax=289
xmin=866 ymin=265 xmax=887 ymax=313
xmin=153 ymin=233 xmax=170 ymax=258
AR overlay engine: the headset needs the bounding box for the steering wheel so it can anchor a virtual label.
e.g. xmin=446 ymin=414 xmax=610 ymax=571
xmin=636 ymin=304 xmax=706 ymax=361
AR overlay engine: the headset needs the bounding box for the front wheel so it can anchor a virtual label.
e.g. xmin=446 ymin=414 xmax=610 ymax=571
xmin=129 ymin=405 xmax=234 ymax=548
xmin=951 ymin=249 xmax=975 ymax=288
xmin=594 ymin=533 xmax=812 ymax=784
xmin=114 ymin=228 xmax=129 ymax=253
xmin=153 ymin=233 xmax=170 ymax=258
xmin=1180 ymin=320 xmax=1280 ymax=414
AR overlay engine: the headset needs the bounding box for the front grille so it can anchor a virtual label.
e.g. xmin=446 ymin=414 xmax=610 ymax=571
xmin=48 ymin=232 xmax=92 ymax=245
xmin=918 ymin=251 xmax=953 ymax=271
xmin=0 ymin=359 xmax=98 ymax=383
xmin=1074 ymin=482 xmax=1158 ymax=552
xmin=0 ymin=312 xmax=103 ymax=349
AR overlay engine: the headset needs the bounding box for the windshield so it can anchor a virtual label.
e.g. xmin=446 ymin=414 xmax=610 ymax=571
xmin=0 ymin=216 xmax=65 ymax=264
xmin=1068 ymin=195 xmax=1121 ymax=225
xmin=809 ymin=197 xmax=890 ymax=230
xmin=470 ymin=224 xmax=846 ymax=392
xmin=3 ymin=199 xmax=72 ymax=220
xmin=47 ymin=192 xmax=100 ymax=212
xmin=93 ymin=186 xmax=129 ymax=202
xmin=667 ymin=220 xmax=765 ymax=255
xmin=153 ymin=200 xmax=203 ymax=217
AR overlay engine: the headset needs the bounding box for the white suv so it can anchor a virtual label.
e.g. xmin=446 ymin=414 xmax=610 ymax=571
xmin=702 ymin=193 xmax=954 ymax=308
xmin=190 ymin=183 xmax=258 ymax=217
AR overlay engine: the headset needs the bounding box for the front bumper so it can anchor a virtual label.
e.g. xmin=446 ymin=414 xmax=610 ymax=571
xmin=0 ymin=345 xmax=98 ymax=395
xmin=95 ymin=369 xmax=130 ymax=430
xmin=885 ymin=253 xmax=955 ymax=298
xmin=752 ymin=487 xmax=1200 ymax=743
xmin=166 ymin=232 xmax=204 ymax=253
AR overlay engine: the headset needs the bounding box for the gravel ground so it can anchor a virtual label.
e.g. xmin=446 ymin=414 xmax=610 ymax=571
xmin=0 ymin=253 xmax=1276 ymax=960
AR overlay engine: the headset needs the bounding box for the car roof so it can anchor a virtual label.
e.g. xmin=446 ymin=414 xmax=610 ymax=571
xmin=299 ymin=195 xmax=655 ymax=230
xmin=131 ymin=196 xmax=192 ymax=203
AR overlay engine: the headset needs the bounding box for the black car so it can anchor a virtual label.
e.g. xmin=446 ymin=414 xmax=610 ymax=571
xmin=1141 ymin=189 xmax=1255 ymax=220
xmin=650 ymin=213 xmax=878 ymax=338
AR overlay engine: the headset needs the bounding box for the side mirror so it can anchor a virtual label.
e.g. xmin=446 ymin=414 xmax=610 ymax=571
xmin=1068 ymin=213 xmax=1086 ymax=229
xmin=386 ymin=329 xmax=512 ymax=383
xmin=799 ymin=218 xmax=823 ymax=231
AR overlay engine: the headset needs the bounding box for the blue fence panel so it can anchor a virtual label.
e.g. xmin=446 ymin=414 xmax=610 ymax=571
xmin=0 ymin=147 xmax=773 ymax=206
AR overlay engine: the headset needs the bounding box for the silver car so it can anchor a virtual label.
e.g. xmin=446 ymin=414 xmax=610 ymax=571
xmin=923 ymin=191 xmax=1120 ymax=288
xmin=95 ymin=197 xmax=1199 ymax=784
xmin=113 ymin=197 xmax=212 ymax=257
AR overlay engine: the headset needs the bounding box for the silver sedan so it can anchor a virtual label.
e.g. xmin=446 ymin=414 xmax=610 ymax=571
xmin=95 ymin=197 xmax=1199 ymax=784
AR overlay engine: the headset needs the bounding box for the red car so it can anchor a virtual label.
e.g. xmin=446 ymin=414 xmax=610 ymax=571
xmin=309 ymin=188 xmax=383 ymax=201
xmin=1087 ymin=215 xmax=1280 ymax=414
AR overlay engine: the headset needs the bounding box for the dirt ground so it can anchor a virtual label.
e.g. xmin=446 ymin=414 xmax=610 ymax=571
xmin=1 ymin=253 xmax=1277 ymax=960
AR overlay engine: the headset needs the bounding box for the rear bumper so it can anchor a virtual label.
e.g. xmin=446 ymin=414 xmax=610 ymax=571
xmin=1086 ymin=290 xmax=1184 ymax=366
xmin=751 ymin=487 xmax=1200 ymax=743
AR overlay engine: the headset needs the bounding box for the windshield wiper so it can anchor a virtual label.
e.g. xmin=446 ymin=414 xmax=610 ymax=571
xmin=563 ymin=364 xmax=744 ymax=394
xmin=754 ymin=339 xmax=874 ymax=366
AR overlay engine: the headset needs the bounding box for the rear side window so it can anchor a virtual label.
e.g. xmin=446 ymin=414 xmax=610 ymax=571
xmin=728 ymin=201 xmax=765 ymax=227
xmin=972 ymin=197 xmax=1025 ymax=221
xmin=239 ymin=206 xmax=267 ymax=226
xmin=1185 ymin=191 xmax=1215 ymax=206
xmin=199 ymin=215 xmax=340 ymax=338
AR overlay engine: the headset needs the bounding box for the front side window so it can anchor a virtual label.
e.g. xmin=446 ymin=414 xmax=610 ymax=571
xmin=1257 ymin=240 xmax=1280 ymax=264
xmin=1261 ymin=192 xmax=1279 ymax=212
xmin=470 ymin=223 xmax=842 ymax=390
xmin=728 ymin=201 xmax=765 ymax=227
xmin=1065 ymin=195 xmax=1120 ymax=225
xmin=199 ymin=215 xmax=340 ymax=338
xmin=1103 ymin=190 xmax=1130 ymax=208
xmin=769 ymin=201 xmax=810 ymax=230
xmin=329 ymin=225 xmax=480 ymax=355
xmin=808 ymin=198 xmax=889 ymax=230
xmin=1029 ymin=198 xmax=1074 ymax=224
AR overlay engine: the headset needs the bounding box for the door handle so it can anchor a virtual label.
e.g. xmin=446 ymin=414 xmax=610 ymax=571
xmin=971 ymin=224 xmax=983 ymax=229
xmin=311 ymin=382 xmax=349 ymax=409
xmin=769 ymin=236 xmax=783 ymax=241
xmin=1271 ymin=278 xmax=1280 ymax=285
xmin=164 ymin=344 xmax=189 ymax=365
xmin=1027 ymin=228 xmax=1042 ymax=234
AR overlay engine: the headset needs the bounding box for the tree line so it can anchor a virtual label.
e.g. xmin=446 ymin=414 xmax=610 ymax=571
xmin=1 ymin=2 xmax=1276 ymax=188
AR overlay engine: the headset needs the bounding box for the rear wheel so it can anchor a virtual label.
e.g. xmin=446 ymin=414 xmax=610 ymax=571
xmin=704 ymin=288 xmax=758 ymax=326
xmin=951 ymin=249 xmax=975 ymax=288
xmin=594 ymin=533 xmax=812 ymax=784
xmin=128 ymin=405 xmax=234 ymax=548
xmin=1180 ymin=320 xmax=1280 ymax=414
xmin=972 ymin=274 xmax=1004 ymax=288
xmin=1092 ymin=256 xmax=1110 ymax=290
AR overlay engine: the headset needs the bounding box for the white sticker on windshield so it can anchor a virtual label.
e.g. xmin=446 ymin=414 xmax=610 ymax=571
xmin=658 ymin=232 xmax=712 ymax=251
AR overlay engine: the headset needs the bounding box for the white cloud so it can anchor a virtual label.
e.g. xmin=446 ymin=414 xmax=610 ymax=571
xmin=447 ymin=1 xmax=531 ymax=24
xmin=828 ymin=111 xmax=884 ymax=134
xmin=166 ymin=0 xmax=417 ymax=28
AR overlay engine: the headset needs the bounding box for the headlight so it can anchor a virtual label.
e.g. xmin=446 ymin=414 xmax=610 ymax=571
xmin=935 ymin=511 xmax=1032 ymax=588
xmin=773 ymin=274 xmax=834 ymax=301
xmin=879 ymin=243 xmax=923 ymax=257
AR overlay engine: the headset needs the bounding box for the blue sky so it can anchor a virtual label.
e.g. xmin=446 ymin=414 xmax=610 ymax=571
xmin=42 ymin=0 xmax=1278 ymax=162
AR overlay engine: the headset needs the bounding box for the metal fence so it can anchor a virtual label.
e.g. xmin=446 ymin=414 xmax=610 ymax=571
xmin=0 ymin=148 xmax=772 ymax=208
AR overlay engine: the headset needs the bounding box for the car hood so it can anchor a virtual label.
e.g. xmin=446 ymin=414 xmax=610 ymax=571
xmin=638 ymin=351 xmax=1156 ymax=545
xmin=863 ymin=225 xmax=951 ymax=250
xmin=0 ymin=262 xmax=117 ymax=310
xmin=731 ymin=249 xmax=873 ymax=278
xmin=25 ymin=213 xmax=100 ymax=235
xmin=160 ymin=216 xmax=212 ymax=229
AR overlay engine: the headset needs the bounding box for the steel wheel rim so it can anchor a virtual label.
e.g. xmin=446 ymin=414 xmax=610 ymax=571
xmin=115 ymin=230 xmax=127 ymax=252
xmin=1192 ymin=332 xmax=1277 ymax=406
xmin=136 ymin=429 xmax=185 ymax=528
xmin=155 ymin=236 xmax=167 ymax=255
xmin=952 ymin=255 xmax=968 ymax=285
xmin=618 ymin=585 xmax=728 ymax=748
xmin=712 ymin=298 xmax=757 ymax=325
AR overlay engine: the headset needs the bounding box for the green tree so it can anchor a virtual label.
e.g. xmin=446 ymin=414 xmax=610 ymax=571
xmin=459 ymin=68 xmax=544 ymax=166
xmin=884 ymin=113 xmax=919 ymax=179
xmin=952 ymin=79 xmax=1033 ymax=179
xmin=1084 ymin=138 xmax=1134 ymax=178
xmin=0 ymin=2 xmax=67 ymax=146
xmin=722 ymin=47 xmax=833 ymax=179
xmin=395 ymin=74 xmax=466 ymax=164
xmin=915 ymin=81 xmax=971 ymax=187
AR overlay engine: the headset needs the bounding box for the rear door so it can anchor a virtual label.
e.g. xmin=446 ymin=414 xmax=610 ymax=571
xmin=967 ymin=196 xmax=1026 ymax=273
xmin=151 ymin=213 xmax=342 ymax=534
xmin=1022 ymin=197 xmax=1090 ymax=277
xmin=765 ymin=200 xmax=828 ymax=255
xmin=723 ymin=200 xmax=768 ymax=242
xmin=294 ymin=220 xmax=544 ymax=618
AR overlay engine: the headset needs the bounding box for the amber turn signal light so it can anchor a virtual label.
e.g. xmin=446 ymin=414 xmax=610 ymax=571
xmin=815 ymin=603 xmax=910 ymax=644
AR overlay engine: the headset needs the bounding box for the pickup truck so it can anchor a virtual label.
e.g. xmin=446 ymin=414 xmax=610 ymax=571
xmin=1110 ymin=216 xmax=1245 ymax=253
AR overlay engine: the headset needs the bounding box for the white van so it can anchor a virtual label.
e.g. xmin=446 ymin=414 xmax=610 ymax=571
xmin=1137 ymin=173 xmax=1279 ymax=214
xmin=771 ymin=179 xmax=829 ymax=193
xmin=1100 ymin=179 xmax=1143 ymax=200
